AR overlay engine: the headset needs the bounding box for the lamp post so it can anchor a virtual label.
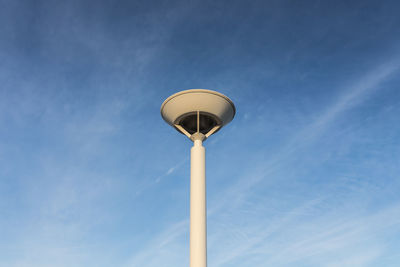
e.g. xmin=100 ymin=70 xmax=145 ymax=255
xmin=161 ymin=89 xmax=235 ymax=267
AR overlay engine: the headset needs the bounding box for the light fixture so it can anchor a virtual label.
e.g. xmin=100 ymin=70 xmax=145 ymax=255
xmin=161 ymin=89 xmax=235 ymax=267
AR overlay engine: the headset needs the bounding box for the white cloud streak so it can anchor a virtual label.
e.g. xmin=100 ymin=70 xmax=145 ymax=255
xmin=123 ymin=219 xmax=189 ymax=267
xmin=210 ymin=57 xmax=400 ymax=214
xmin=205 ymin=58 xmax=400 ymax=266
xmin=127 ymin=57 xmax=400 ymax=266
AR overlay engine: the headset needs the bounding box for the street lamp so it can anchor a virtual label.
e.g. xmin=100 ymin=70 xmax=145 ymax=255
xmin=161 ymin=89 xmax=235 ymax=267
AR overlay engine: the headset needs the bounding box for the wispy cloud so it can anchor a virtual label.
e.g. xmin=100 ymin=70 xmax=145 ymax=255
xmin=123 ymin=219 xmax=189 ymax=267
xmin=205 ymin=58 xmax=400 ymax=266
xmin=127 ymin=57 xmax=400 ymax=266
xmin=211 ymin=57 xmax=400 ymax=213
xmin=238 ymin=202 xmax=400 ymax=267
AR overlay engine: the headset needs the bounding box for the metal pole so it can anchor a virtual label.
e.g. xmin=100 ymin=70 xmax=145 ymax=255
xmin=190 ymin=138 xmax=207 ymax=267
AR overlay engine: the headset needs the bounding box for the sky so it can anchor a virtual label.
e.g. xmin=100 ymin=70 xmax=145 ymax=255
xmin=1 ymin=0 xmax=400 ymax=266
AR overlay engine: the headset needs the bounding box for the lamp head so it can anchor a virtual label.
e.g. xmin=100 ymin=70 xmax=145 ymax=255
xmin=161 ymin=89 xmax=235 ymax=141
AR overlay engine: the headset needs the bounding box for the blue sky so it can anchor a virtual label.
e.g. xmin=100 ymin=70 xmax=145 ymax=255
xmin=1 ymin=0 xmax=400 ymax=266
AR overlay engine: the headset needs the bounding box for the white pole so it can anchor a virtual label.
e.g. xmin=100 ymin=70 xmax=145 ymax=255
xmin=190 ymin=138 xmax=207 ymax=267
